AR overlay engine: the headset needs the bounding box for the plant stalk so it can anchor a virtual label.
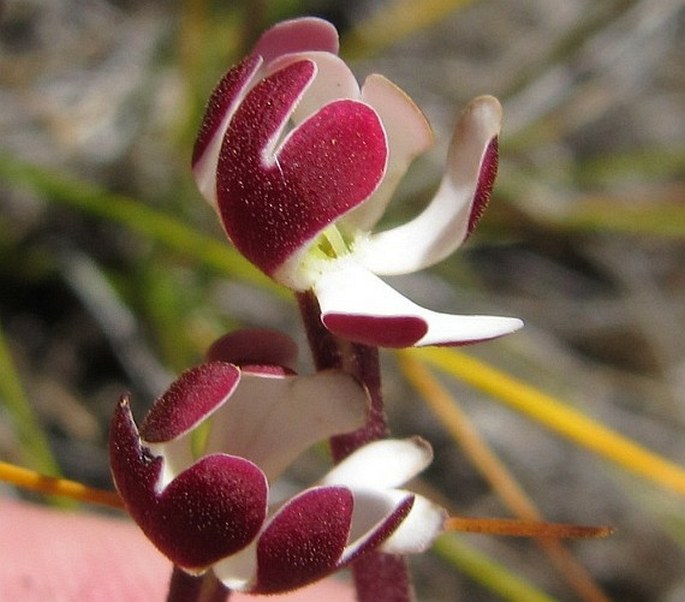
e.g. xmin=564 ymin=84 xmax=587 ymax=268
xmin=296 ymin=290 xmax=414 ymax=602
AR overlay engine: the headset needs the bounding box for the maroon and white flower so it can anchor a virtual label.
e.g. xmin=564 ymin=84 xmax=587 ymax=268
xmin=109 ymin=330 xmax=445 ymax=594
xmin=192 ymin=17 xmax=522 ymax=348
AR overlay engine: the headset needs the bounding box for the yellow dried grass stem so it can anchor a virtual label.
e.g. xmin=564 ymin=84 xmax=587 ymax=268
xmin=0 ymin=461 xmax=124 ymax=510
xmin=411 ymin=347 xmax=685 ymax=497
xmin=399 ymin=353 xmax=611 ymax=602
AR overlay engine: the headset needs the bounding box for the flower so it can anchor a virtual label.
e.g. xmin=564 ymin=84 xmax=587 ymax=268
xmin=192 ymin=17 xmax=523 ymax=348
xmin=109 ymin=330 xmax=445 ymax=594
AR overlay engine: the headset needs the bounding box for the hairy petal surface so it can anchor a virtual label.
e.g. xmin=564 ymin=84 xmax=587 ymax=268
xmin=360 ymin=96 xmax=502 ymax=275
xmin=314 ymin=260 xmax=523 ymax=347
xmin=216 ymin=60 xmax=387 ymax=285
xmin=110 ymin=398 xmax=268 ymax=571
xmin=140 ymin=362 xmax=240 ymax=443
xmin=252 ymin=487 xmax=354 ymax=594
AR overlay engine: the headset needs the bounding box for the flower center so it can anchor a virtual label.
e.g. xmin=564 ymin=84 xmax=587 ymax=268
xmin=312 ymin=223 xmax=353 ymax=260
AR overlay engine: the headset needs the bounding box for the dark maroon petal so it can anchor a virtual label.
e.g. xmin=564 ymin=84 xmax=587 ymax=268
xmin=110 ymin=395 xmax=163 ymax=513
xmin=216 ymin=60 xmax=387 ymax=277
xmin=140 ymin=362 xmax=240 ymax=443
xmin=466 ymin=136 xmax=498 ymax=237
xmin=206 ymin=328 xmax=298 ymax=372
xmin=322 ymin=313 xmax=428 ymax=348
xmin=154 ymin=454 xmax=267 ymax=569
xmin=110 ymin=398 xmax=268 ymax=570
xmin=192 ymin=55 xmax=262 ymax=167
xmin=253 ymin=486 xmax=353 ymax=594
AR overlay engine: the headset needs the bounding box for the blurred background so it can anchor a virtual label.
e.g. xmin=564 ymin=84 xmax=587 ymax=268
xmin=0 ymin=0 xmax=683 ymax=600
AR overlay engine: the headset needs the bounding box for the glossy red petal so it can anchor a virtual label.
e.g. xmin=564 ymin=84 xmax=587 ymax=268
xmin=216 ymin=60 xmax=387 ymax=279
xmin=154 ymin=454 xmax=267 ymax=569
xmin=253 ymin=487 xmax=353 ymax=594
xmin=140 ymin=362 xmax=240 ymax=443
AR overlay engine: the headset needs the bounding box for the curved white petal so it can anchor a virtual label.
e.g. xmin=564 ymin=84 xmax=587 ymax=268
xmin=341 ymin=74 xmax=433 ymax=232
xmin=321 ymin=437 xmax=432 ymax=489
xmin=380 ymin=493 xmax=447 ymax=555
xmin=359 ymin=96 xmax=502 ymax=275
xmin=205 ymin=370 xmax=368 ymax=481
xmin=313 ymin=260 xmax=523 ymax=348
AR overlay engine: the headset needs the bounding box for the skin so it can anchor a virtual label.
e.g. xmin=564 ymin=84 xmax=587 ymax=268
xmin=0 ymin=499 xmax=354 ymax=602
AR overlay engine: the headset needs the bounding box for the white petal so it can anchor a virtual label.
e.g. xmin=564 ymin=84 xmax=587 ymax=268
xmin=321 ymin=437 xmax=432 ymax=489
xmin=380 ymin=494 xmax=447 ymax=555
xmin=314 ymin=260 xmax=523 ymax=347
xmin=360 ymin=96 xmax=502 ymax=275
xmin=341 ymin=74 xmax=433 ymax=232
xmin=205 ymin=370 xmax=368 ymax=481
xmin=212 ymin=541 xmax=257 ymax=591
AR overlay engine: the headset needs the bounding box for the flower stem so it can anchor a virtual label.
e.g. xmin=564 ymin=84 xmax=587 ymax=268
xmin=296 ymin=290 xmax=414 ymax=602
xmin=167 ymin=567 xmax=230 ymax=602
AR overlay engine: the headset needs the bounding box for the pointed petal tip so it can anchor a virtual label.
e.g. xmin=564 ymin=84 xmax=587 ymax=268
xmin=417 ymin=315 xmax=524 ymax=348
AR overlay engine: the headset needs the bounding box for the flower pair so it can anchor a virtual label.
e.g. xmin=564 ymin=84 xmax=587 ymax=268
xmin=192 ymin=16 xmax=522 ymax=347
xmin=110 ymin=330 xmax=445 ymax=594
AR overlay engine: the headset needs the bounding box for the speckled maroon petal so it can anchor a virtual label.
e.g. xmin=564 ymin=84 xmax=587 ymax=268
xmin=140 ymin=362 xmax=240 ymax=443
xmin=216 ymin=60 xmax=387 ymax=278
xmin=192 ymin=55 xmax=262 ymax=168
xmin=110 ymin=398 xmax=268 ymax=571
xmin=252 ymin=486 xmax=353 ymax=594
